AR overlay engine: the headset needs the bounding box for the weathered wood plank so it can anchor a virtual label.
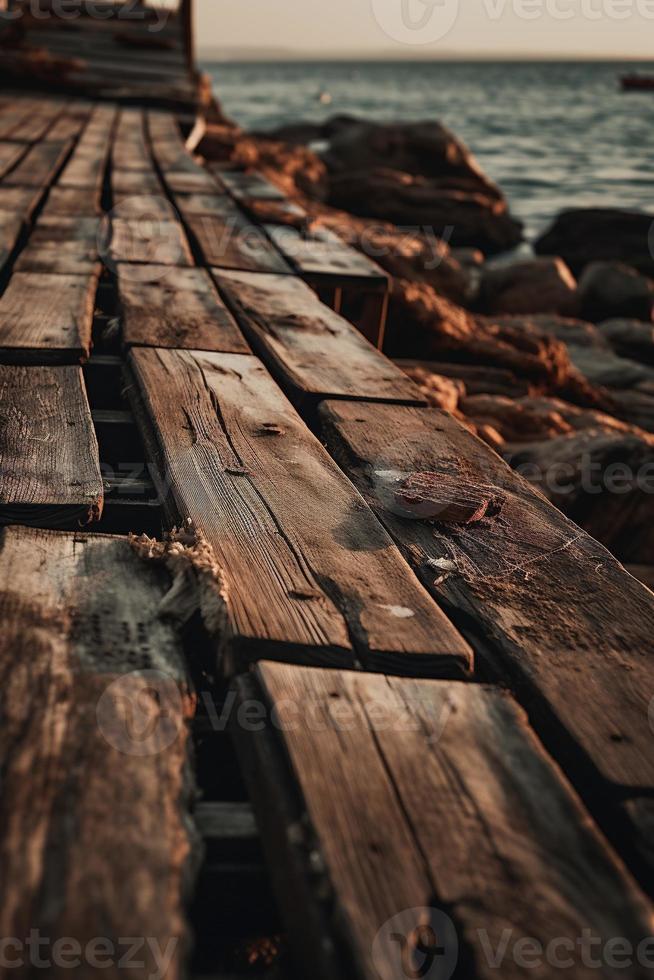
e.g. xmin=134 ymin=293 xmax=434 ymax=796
xmin=112 ymin=168 xmax=164 ymax=197
xmin=43 ymin=185 xmax=102 ymax=217
xmin=0 ymin=101 xmax=64 ymax=142
xmin=57 ymin=105 xmax=117 ymax=190
xmin=147 ymin=139 xmax=189 ymax=172
xmin=117 ymin=264 xmax=249 ymax=353
xmin=247 ymin=197 xmax=308 ymax=227
xmin=58 ymin=146 xmax=110 ymax=191
xmin=0 ymin=108 xmax=36 ymax=142
xmin=0 ymin=270 xmax=99 ymax=364
xmin=0 ymin=365 xmax=102 ymax=527
xmin=0 ymin=186 xmax=44 ymax=221
xmin=180 ymin=198 xmax=291 ymax=274
xmin=111 ymin=192 xmax=177 ymax=220
xmin=44 ymin=106 xmax=93 ymax=142
xmin=2 ymin=139 xmax=72 ymax=188
xmin=148 ymin=109 xmax=185 ymax=147
xmin=174 ymin=193 xmax=229 ymax=217
xmin=107 ymin=217 xmax=192 ymax=267
xmin=164 ymin=168 xmax=223 ymax=195
xmin=235 ymin=662 xmax=654 ymax=980
xmin=113 ymin=108 xmax=152 ymax=171
xmin=127 ymin=348 xmax=471 ymax=677
xmin=0 ymin=524 xmax=196 ymax=971
xmin=0 ymin=210 xmax=23 ymax=273
xmin=265 ymin=223 xmax=389 ymax=289
xmin=217 ymin=169 xmax=286 ymax=202
xmin=319 ymin=400 xmax=654 ymax=866
xmin=30 ymin=214 xmax=100 ymax=247
xmin=0 ymin=141 xmax=27 ymax=180
xmin=15 ymin=246 xmax=100 ymax=276
xmin=212 ymin=269 xmax=423 ymax=407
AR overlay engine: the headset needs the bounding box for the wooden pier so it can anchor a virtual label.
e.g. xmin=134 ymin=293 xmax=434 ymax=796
xmin=0 ymin=4 xmax=653 ymax=979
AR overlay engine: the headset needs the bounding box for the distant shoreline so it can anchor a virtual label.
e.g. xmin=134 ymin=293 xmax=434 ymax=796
xmin=199 ymin=53 xmax=654 ymax=64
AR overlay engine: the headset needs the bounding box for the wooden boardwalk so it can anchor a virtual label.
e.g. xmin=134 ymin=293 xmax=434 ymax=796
xmin=0 ymin=12 xmax=653 ymax=980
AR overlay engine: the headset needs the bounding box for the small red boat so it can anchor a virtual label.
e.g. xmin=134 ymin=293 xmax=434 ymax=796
xmin=621 ymin=74 xmax=654 ymax=91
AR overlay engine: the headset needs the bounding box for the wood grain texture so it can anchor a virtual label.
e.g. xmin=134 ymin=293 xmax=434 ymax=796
xmin=108 ymin=218 xmax=192 ymax=267
xmin=174 ymin=193 xmax=230 ymax=217
xmin=182 ymin=200 xmax=292 ymax=274
xmin=0 ymin=525 xmax=196 ymax=977
xmin=112 ymin=168 xmax=164 ymax=197
xmin=43 ymin=107 xmax=92 ymax=143
xmin=217 ymin=169 xmax=286 ymax=202
xmin=246 ymin=197 xmax=308 ymax=227
xmin=0 ymin=210 xmax=23 ymax=273
xmin=59 ymin=147 xmax=110 ymax=193
xmin=2 ymin=139 xmax=72 ymax=188
xmin=163 ymin=168 xmax=222 ymax=195
xmin=15 ymin=246 xmax=100 ymax=276
xmin=127 ymin=347 xmax=471 ymax=677
xmin=147 ymin=110 xmax=187 ymax=162
xmin=212 ymin=269 xmax=424 ymax=407
xmin=42 ymin=185 xmax=101 ymax=217
xmin=236 ymin=662 xmax=654 ymax=980
xmin=113 ymin=108 xmax=152 ymax=171
xmin=265 ymin=223 xmax=389 ymax=289
xmin=0 ymin=141 xmax=27 ymax=180
xmin=0 ymin=186 xmax=44 ymax=221
xmin=0 ymin=364 xmax=103 ymax=527
xmin=111 ymin=192 xmax=177 ymax=220
xmin=0 ymin=101 xmax=63 ymax=142
xmin=57 ymin=105 xmax=116 ymax=190
xmin=117 ymin=263 xmax=249 ymax=353
xmin=30 ymin=214 xmax=100 ymax=247
xmin=0 ymin=270 xmax=99 ymax=364
xmin=319 ymin=400 xmax=654 ymax=857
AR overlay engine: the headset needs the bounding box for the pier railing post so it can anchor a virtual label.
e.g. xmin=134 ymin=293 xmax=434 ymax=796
xmin=181 ymin=0 xmax=195 ymax=76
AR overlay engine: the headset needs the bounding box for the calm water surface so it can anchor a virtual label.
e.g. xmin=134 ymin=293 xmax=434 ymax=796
xmin=205 ymin=60 xmax=654 ymax=239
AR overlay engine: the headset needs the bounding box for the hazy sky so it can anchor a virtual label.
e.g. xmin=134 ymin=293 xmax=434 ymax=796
xmin=196 ymin=0 xmax=654 ymax=58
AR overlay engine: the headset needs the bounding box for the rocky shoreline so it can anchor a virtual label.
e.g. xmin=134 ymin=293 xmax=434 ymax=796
xmin=201 ymin=109 xmax=654 ymax=578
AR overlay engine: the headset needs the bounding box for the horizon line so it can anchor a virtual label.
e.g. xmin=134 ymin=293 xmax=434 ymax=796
xmin=197 ymin=49 xmax=654 ymax=62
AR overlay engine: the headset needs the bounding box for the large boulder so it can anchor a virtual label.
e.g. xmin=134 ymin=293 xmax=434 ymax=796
xmin=254 ymin=117 xmax=523 ymax=253
xmin=323 ymin=119 xmax=501 ymax=195
xmin=577 ymin=261 xmax=654 ymax=323
xmin=478 ymin=257 xmax=577 ymax=315
xmin=495 ymin=313 xmax=654 ymax=433
xmin=327 ymin=168 xmax=522 ymax=254
xmin=599 ymin=318 xmax=654 ymax=364
xmin=534 ymin=208 xmax=654 ymax=277
xmin=318 ymin=119 xmax=522 ymax=255
xmin=494 ymin=313 xmax=608 ymax=350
